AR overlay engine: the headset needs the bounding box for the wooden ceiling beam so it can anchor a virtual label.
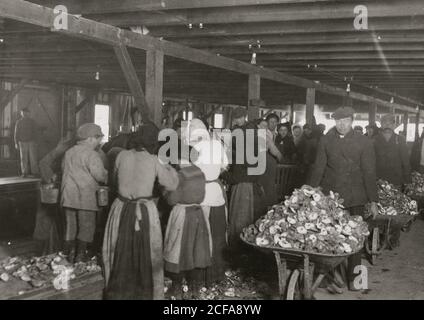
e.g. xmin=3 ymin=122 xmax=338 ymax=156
xmin=80 ymin=0 xmax=336 ymax=14
xmin=173 ymin=31 xmax=424 ymax=47
xmin=87 ymin=1 xmax=424 ymax=27
xmin=0 ymin=0 xmax=418 ymax=112
xmin=228 ymin=52 xmax=424 ymax=61
xmin=208 ymin=43 xmax=424 ymax=55
xmin=149 ymin=17 xmax=424 ymax=38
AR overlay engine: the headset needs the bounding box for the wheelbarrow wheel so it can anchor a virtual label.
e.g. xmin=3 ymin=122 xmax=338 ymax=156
xmin=371 ymin=227 xmax=379 ymax=265
xmin=286 ymin=269 xmax=301 ymax=300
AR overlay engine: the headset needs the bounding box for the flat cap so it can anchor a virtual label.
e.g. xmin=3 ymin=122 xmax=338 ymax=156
xmin=332 ymin=106 xmax=355 ymax=120
xmin=232 ymin=107 xmax=247 ymax=120
xmin=77 ymin=123 xmax=104 ymax=140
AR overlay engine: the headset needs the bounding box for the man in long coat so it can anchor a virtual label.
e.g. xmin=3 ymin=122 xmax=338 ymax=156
xmin=309 ymin=106 xmax=378 ymax=291
xmin=373 ymin=114 xmax=411 ymax=188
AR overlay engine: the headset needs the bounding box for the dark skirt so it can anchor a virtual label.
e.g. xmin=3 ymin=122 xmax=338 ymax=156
xmin=205 ymin=204 xmax=228 ymax=284
xmin=165 ymin=205 xmax=212 ymax=274
xmin=228 ymin=182 xmax=264 ymax=247
xmin=104 ymin=202 xmax=153 ymax=300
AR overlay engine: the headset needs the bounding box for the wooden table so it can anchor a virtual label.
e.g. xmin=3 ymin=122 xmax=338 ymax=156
xmin=0 ymin=177 xmax=41 ymax=240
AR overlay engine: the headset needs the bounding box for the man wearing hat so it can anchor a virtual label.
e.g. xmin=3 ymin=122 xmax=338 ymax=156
xmin=61 ymin=123 xmax=108 ymax=263
xmin=309 ymin=106 xmax=378 ymax=291
xmin=373 ymin=114 xmax=411 ymax=248
xmin=374 ymin=114 xmax=411 ymax=188
xmin=14 ymin=108 xmax=40 ymax=177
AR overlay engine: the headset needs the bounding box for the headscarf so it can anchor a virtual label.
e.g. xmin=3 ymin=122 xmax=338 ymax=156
xmin=128 ymin=121 xmax=160 ymax=154
xmin=187 ymin=118 xmax=228 ymax=206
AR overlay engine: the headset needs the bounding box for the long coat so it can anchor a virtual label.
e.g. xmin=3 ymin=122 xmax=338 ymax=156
xmin=309 ymin=129 xmax=378 ymax=208
xmin=373 ymin=132 xmax=411 ymax=186
xmin=61 ymin=143 xmax=108 ymax=211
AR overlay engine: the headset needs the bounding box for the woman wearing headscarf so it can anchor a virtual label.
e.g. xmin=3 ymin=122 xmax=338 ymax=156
xmin=256 ymin=118 xmax=282 ymax=210
xmin=102 ymin=122 xmax=179 ymax=300
xmin=275 ymin=122 xmax=297 ymax=164
xmin=163 ymin=119 xmax=228 ymax=298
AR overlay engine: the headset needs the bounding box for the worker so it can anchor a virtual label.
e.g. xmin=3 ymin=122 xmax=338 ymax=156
xmin=14 ymin=108 xmax=40 ymax=177
xmin=309 ymin=106 xmax=378 ymax=291
xmin=374 ymin=114 xmax=411 ymax=248
xmin=410 ymin=129 xmax=424 ymax=173
xmin=374 ymin=114 xmax=411 ymax=188
xmin=365 ymin=124 xmax=379 ymax=139
xmin=163 ymin=119 xmax=228 ymax=298
xmin=103 ymin=122 xmax=179 ymax=300
xmin=228 ymin=107 xmax=265 ymax=249
xmin=61 ymin=123 xmax=108 ymax=263
xmin=265 ymin=113 xmax=280 ymax=141
xmin=275 ymin=122 xmax=297 ymax=164
xmin=297 ymin=123 xmax=319 ymax=183
xmin=34 ymin=137 xmax=76 ymax=254
xmin=354 ymin=125 xmax=364 ymax=135
xmin=256 ymin=118 xmax=282 ymax=210
xmin=292 ymin=124 xmax=303 ymax=147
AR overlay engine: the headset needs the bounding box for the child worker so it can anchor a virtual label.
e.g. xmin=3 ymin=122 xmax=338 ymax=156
xmin=102 ymin=121 xmax=179 ymax=300
xmin=163 ymin=118 xmax=228 ymax=299
xmin=61 ymin=123 xmax=108 ymax=263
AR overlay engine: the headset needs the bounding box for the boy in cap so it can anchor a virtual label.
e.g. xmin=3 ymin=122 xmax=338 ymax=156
xmin=61 ymin=123 xmax=108 ymax=262
xmin=309 ymin=106 xmax=378 ymax=291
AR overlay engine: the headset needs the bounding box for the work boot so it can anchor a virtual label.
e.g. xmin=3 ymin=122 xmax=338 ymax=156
xmin=75 ymin=240 xmax=90 ymax=263
xmin=63 ymin=240 xmax=76 ymax=263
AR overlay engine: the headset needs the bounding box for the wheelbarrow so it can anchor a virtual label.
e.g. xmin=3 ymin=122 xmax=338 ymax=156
xmin=365 ymin=214 xmax=416 ymax=265
xmin=241 ymin=237 xmax=360 ymax=300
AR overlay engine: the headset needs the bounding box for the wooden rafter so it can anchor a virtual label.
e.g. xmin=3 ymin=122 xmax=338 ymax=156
xmin=113 ymin=44 xmax=149 ymax=119
xmin=0 ymin=0 xmax=420 ymax=113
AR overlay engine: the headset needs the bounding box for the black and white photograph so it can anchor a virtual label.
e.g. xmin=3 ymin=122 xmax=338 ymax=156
xmin=0 ymin=0 xmax=424 ymax=308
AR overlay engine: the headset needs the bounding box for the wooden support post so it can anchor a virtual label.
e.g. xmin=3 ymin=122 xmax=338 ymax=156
xmin=64 ymin=86 xmax=77 ymax=139
xmin=248 ymin=74 xmax=260 ymax=121
xmin=146 ymin=49 xmax=164 ymax=127
xmin=289 ymin=100 xmax=295 ymax=123
xmin=114 ymin=44 xmax=149 ymax=120
xmin=403 ymin=112 xmax=409 ymax=137
xmin=0 ymin=79 xmax=28 ymax=112
xmin=369 ymin=101 xmax=377 ymax=125
xmin=306 ymin=88 xmax=315 ymax=125
xmin=415 ymin=110 xmax=421 ymax=141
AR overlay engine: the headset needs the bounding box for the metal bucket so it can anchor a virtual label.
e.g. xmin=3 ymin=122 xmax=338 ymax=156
xmin=40 ymin=184 xmax=59 ymax=204
xmin=97 ymin=186 xmax=109 ymax=207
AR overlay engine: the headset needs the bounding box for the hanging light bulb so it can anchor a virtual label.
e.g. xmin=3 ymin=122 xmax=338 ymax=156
xmin=346 ymin=83 xmax=351 ymax=92
xmin=257 ymin=44 xmax=261 ymax=49
xmin=188 ymin=23 xmax=193 ymax=29
xmin=199 ymin=23 xmax=203 ymax=29
xmin=95 ymin=71 xmax=100 ymax=81
xmin=307 ymin=64 xmax=311 ymax=69
xmin=248 ymin=44 xmax=252 ymax=49
xmin=250 ymin=52 xmax=257 ymax=65
xmin=390 ymin=97 xmax=394 ymax=104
